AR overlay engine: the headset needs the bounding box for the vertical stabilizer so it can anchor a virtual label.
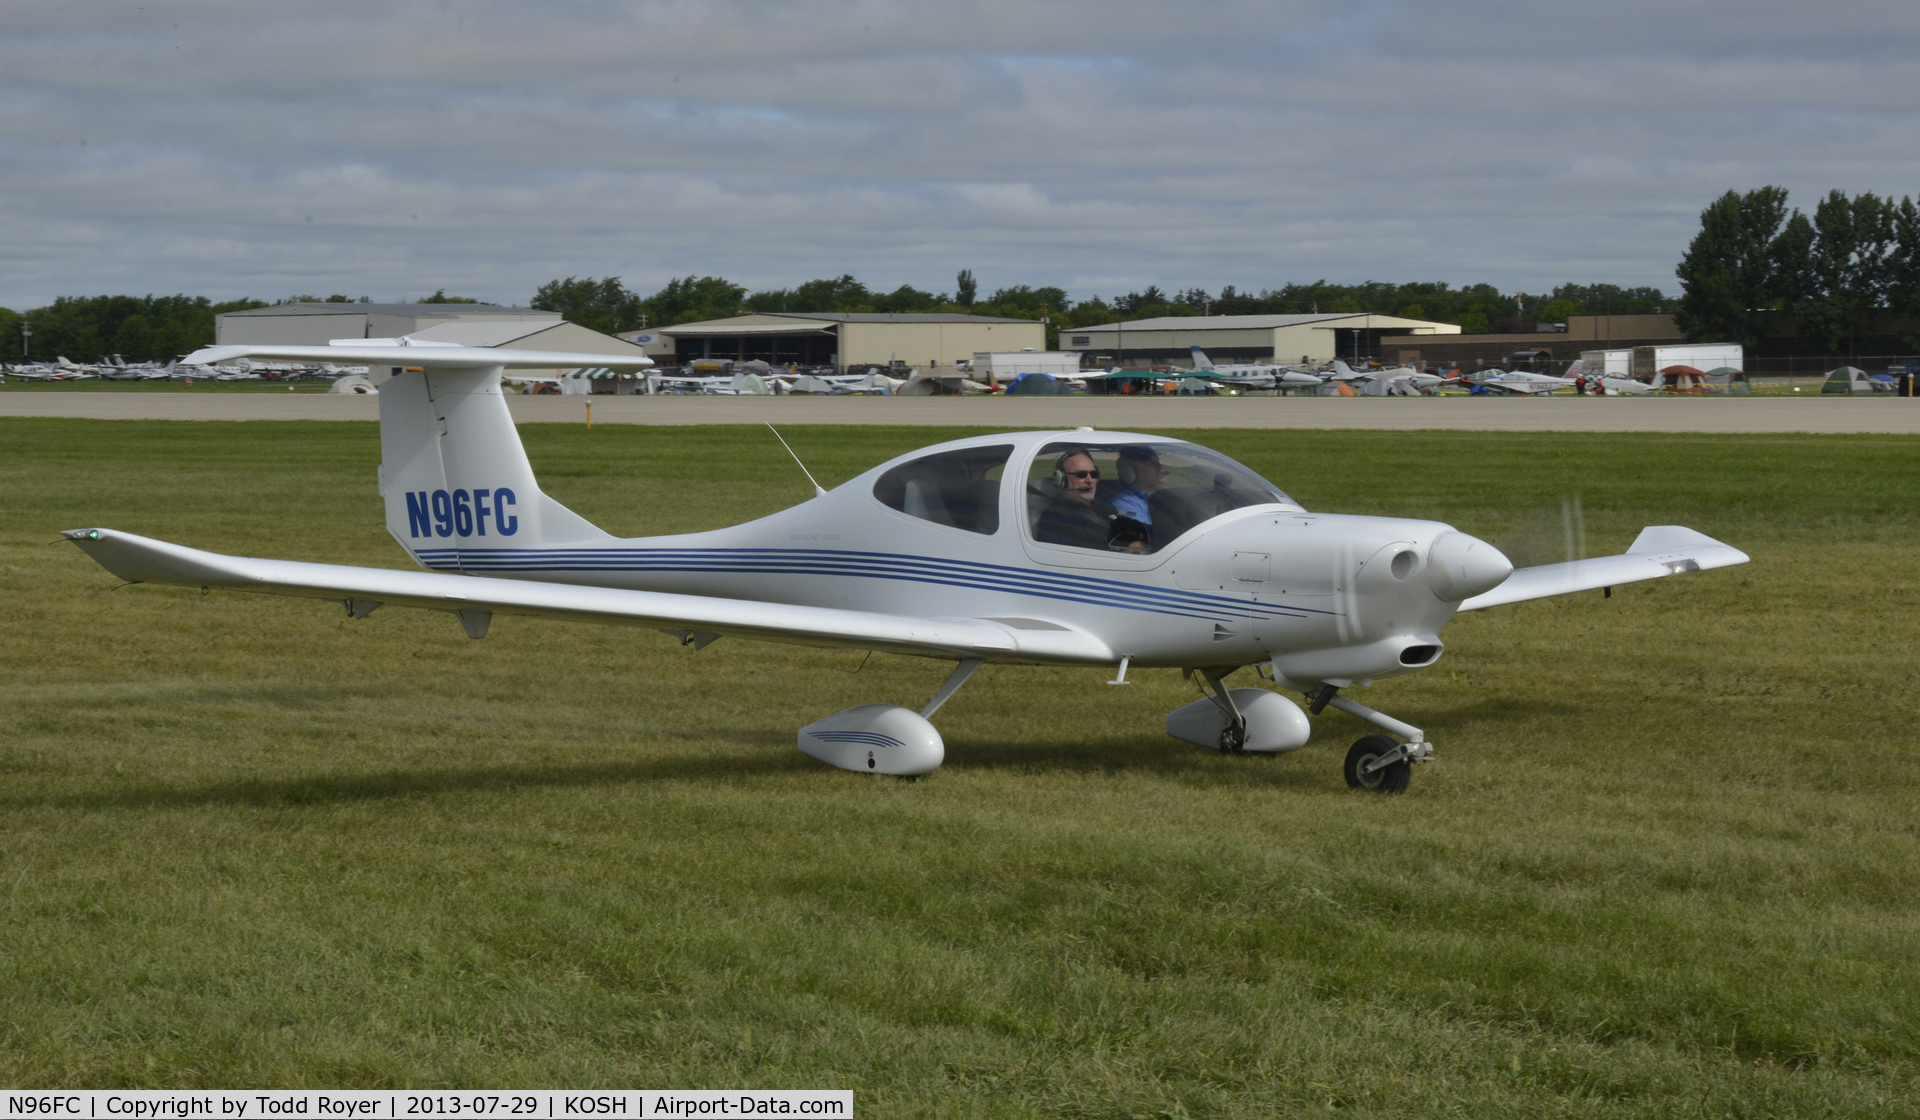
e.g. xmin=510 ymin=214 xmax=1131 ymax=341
xmin=377 ymin=366 xmax=608 ymax=570
xmin=1189 ymin=345 xmax=1215 ymax=370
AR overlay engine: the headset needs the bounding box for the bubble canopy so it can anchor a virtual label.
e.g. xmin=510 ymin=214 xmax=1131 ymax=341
xmin=870 ymin=435 xmax=1300 ymax=552
xmin=1027 ymin=439 xmax=1301 ymax=552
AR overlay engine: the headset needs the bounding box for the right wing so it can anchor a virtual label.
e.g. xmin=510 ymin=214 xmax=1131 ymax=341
xmin=64 ymin=528 xmax=1111 ymax=664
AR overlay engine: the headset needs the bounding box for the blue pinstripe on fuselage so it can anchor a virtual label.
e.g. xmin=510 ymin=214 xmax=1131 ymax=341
xmin=408 ymin=545 xmax=1334 ymax=624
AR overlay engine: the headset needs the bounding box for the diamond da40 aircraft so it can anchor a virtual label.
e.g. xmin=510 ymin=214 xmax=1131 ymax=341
xmin=65 ymin=338 xmax=1748 ymax=791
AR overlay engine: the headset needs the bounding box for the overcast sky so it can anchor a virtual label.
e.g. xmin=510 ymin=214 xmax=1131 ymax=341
xmin=4 ymin=1 xmax=1917 ymax=309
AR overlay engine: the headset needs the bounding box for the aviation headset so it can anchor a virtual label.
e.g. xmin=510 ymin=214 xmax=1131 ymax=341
xmin=1052 ymin=448 xmax=1096 ymax=488
xmin=1115 ymin=445 xmax=1159 ymax=488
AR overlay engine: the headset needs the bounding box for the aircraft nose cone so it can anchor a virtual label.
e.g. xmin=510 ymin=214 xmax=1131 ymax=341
xmin=1427 ymin=532 xmax=1513 ymax=602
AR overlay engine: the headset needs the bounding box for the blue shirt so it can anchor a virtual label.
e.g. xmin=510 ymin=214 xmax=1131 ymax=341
xmin=1111 ymin=487 xmax=1151 ymax=523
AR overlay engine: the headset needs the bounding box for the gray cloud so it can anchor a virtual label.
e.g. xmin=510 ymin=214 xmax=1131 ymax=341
xmin=2 ymin=0 xmax=1918 ymax=306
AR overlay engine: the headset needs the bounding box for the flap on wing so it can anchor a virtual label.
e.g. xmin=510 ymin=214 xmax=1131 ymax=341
xmin=63 ymin=528 xmax=1109 ymax=664
xmin=1458 ymin=525 xmax=1748 ymax=611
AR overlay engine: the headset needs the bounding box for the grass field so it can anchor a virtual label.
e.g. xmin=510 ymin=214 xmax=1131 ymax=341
xmin=1 ymin=418 xmax=1916 ymax=1116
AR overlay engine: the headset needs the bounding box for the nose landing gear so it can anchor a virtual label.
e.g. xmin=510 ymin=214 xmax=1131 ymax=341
xmin=1344 ymin=734 xmax=1412 ymax=791
xmin=1308 ymin=683 xmax=1434 ymax=793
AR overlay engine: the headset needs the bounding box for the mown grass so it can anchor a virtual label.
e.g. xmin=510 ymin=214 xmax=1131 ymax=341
xmin=1 ymin=418 xmax=1916 ymax=1116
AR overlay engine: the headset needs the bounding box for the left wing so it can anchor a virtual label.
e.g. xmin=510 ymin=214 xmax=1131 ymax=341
xmin=1459 ymin=526 xmax=1748 ymax=611
xmin=64 ymin=528 xmax=1110 ymax=664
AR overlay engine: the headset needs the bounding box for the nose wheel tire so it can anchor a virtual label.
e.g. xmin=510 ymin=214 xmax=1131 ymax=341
xmin=1344 ymin=734 xmax=1411 ymax=792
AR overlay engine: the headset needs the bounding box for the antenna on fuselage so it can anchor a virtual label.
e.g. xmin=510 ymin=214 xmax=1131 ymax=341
xmin=767 ymin=423 xmax=827 ymax=498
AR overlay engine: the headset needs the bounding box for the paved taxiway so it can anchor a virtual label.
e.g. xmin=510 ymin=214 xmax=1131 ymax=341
xmin=0 ymin=392 xmax=1914 ymax=433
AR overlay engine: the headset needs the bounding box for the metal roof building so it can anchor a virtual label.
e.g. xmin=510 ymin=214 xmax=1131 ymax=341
xmin=647 ymin=312 xmax=1045 ymax=370
xmin=217 ymin=302 xmax=561 ymax=346
xmin=1060 ymin=313 xmax=1461 ymax=366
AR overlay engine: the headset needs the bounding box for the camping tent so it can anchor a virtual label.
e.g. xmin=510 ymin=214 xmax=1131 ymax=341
xmin=1702 ymin=366 xmax=1749 ymax=395
xmin=1653 ymin=365 xmax=1709 ymax=394
xmin=1005 ymin=373 xmax=1064 ymax=396
xmin=1821 ymin=366 xmax=1873 ymax=395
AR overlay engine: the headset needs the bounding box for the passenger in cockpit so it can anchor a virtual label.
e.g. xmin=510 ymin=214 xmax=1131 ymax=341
xmin=1110 ymin=445 xmax=1166 ymax=525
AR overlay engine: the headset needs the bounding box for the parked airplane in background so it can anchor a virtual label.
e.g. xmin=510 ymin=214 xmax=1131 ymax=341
xmin=65 ymin=337 xmax=1747 ymax=793
xmin=1187 ymin=347 xmax=1322 ymax=391
xmin=1470 ymin=369 xmax=1578 ymax=395
xmin=1328 ymin=360 xmax=1453 ymax=395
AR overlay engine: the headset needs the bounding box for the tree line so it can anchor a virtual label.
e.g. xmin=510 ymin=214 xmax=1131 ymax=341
xmin=5 ymin=271 xmax=1687 ymax=364
xmin=530 ymin=273 xmax=1672 ymax=349
xmin=1675 ymin=186 xmax=1920 ymax=351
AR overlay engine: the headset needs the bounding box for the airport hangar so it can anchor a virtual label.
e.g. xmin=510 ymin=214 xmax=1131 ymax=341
xmin=1063 ymin=312 xmax=1461 ymax=367
xmin=637 ymin=312 xmax=1046 ymax=370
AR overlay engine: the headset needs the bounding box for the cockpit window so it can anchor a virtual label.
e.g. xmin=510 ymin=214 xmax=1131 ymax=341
xmin=1026 ymin=440 xmax=1297 ymax=553
xmin=873 ymin=444 xmax=1012 ymax=534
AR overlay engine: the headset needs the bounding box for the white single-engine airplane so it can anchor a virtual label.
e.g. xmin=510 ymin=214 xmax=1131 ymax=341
xmin=63 ymin=339 xmax=1749 ymax=792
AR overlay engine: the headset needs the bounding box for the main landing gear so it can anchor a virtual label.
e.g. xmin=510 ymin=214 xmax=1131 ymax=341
xmin=1171 ymin=668 xmax=1434 ymax=790
xmin=1306 ymin=683 xmax=1435 ymax=793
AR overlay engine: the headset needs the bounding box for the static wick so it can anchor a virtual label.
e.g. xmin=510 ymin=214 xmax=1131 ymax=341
xmin=767 ymin=423 xmax=827 ymax=497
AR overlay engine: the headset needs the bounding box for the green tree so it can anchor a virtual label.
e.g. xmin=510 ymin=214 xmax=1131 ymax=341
xmin=1064 ymin=296 xmax=1117 ymax=328
xmin=982 ymin=285 xmax=1066 ymax=318
xmin=1797 ymin=189 xmax=1895 ymax=354
xmin=1549 ymin=283 xmax=1670 ymax=314
xmin=0 ymin=306 xmax=22 ymax=359
xmin=642 ymin=276 xmax=745 ymax=326
xmin=1673 ymin=187 xmax=1794 ymax=347
xmin=790 ymin=274 xmax=871 ymax=312
xmin=419 ymin=290 xmax=480 ymax=304
xmin=111 ymin=314 xmax=154 ymax=360
xmin=1455 ymin=308 xmax=1490 ymax=334
xmin=955 ymin=269 xmax=977 ymax=308
xmin=1536 ymin=298 xmax=1579 ymax=324
xmin=1890 ymin=196 xmax=1920 ymax=319
xmin=13 ymin=293 xmax=255 ymax=362
xmin=532 ymin=276 xmax=643 ymax=333
xmin=869 ymin=284 xmax=945 ymax=313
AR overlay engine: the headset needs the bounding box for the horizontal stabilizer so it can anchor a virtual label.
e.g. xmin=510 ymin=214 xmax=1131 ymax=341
xmin=183 ymin=343 xmax=654 ymax=370
xmin=1458 ymin=525 xmax=1748 ymax=611
xmin=62 ymin=528 xmax=1110 ymax=664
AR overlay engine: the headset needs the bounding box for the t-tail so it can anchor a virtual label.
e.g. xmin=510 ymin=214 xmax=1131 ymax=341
xmin=1188 ymin=345 xmax=1215 ymax=371
xmin=377 ymin=366 xmax=610 ymax=568
xmin=178 ymin=339 xmax=653 ymax=571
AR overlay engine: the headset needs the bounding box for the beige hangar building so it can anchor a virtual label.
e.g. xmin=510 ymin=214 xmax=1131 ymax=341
xmin=647 ymin=312 xmax=1046 ymax=370
xmin=1062 ymin=312 xmax=1461 ymax=367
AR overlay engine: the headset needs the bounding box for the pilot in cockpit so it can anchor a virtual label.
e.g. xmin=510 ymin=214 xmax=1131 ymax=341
xmin=1034 ymin=449 xmax=1112 ymax=549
